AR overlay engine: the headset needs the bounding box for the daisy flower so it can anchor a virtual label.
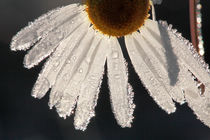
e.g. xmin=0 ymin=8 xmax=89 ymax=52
xmin=10 ymin=0 xmax=210 ymax=131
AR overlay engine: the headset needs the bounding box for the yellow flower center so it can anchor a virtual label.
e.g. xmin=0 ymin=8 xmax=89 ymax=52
xmin=85 ymin=0 xmax=150 ymax=37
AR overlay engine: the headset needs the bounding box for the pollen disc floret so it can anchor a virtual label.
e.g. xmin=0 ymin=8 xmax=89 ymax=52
xmin=85 ymin=0 xmax=150 ymax=37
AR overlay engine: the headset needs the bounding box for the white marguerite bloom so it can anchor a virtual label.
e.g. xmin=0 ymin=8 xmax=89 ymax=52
xmin=10 ymin=0 xmax=210 ymax=131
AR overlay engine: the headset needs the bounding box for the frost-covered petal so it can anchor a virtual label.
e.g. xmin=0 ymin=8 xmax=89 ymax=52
xmin=48 ymin=26 xmax=95 ymax=109
xmin=10 ymin=4 xmax=81 ymax=51
xmin=23 ymin=6 xmax=86 ymax=69
xmin=55 ymin=29 xmax=102 ymax=119
xmin=158 ymin=21 xmax=210 ymax=89
xmin=125 ymin=32 xmax=176 ymax=114
xmin=177 ymin=66 xmax=210 ymax=127
xmin=32 ymin=22 xmax=89 ymax=99
xmin=74 ymin=37 xmax=109 ymax=131
xmin=158 ymin=20 xmax=210 ymax=127
xmin=107 ymin=38 xmax=135 ymax=127
xmin=140 ymin=19 xmax=185 ymax=104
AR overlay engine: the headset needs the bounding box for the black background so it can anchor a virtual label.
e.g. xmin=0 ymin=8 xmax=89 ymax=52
xmin=0 ymin=0 xmax=210 ymax=140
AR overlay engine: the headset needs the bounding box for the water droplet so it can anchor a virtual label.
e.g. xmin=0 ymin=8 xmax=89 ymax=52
xmin=114 ymin=74 xmax=120 ymax=79
xmin=66 ymin=59 xmax=71 ymax=64
xmin=58 ymin=34 xmax=64 ymax=39
xmin=168 ymin=24 xmax=173 ymax=30
xmin=55 ymin=30 xmax=61 ymax=34
xmin=112 ymin=51 xmax=119 ymax=59
xmin=79 ymin=68 xmax=83 ymax=73
xmin=53 ymin=62 xmax=60 ymax=68
xmin=90 ymin=75 xmax=97 ymax=80
xmin=72 ymin=56 xmax=77 ymax=61
xmin=199 ymin=49 xmax=205 ymax=56
xmin=149 ymin=77 xmax=154 ymax=81
xmin=172 ymin=29 xmax=177 ymax=33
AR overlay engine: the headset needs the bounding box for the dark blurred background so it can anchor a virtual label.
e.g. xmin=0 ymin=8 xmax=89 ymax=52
xmin=0 ymin=0 xmax=210 ymax=140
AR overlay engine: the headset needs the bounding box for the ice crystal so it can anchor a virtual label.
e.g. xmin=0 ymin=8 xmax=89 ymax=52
xmin=10 ymin=2 xmax=210 ymax=131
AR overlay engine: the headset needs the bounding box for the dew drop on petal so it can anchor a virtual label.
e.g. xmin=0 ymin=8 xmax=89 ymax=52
xmin=112 ymin=51 xmax=119 ymax=59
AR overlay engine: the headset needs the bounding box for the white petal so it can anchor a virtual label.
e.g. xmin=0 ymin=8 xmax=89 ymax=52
xmin=107 ymin=38 xmax=135 ymax=127
xmin=125 ymin=33 xmax=176 ymax=114
xmin=158 ymin=21 xmax=210 ymax=127
xmin=23 ymin=6 xmax=86 ymax=69
xmin=74 ymin=37 xmax=108 ymax=131
xmin=158 ymin=21 xmax=210 ymax=89
xmin=48 ymin=26 xmax=95 ymax=109
xmin=140 ymin=19 xmax=185 ymax=104
xmin=32 ymin=22 xmax=89 ymax=99
xmin=10 ymin=4 xmax=81 ymax=51
xmin=55 ymin=29 xmax=102 ymax=119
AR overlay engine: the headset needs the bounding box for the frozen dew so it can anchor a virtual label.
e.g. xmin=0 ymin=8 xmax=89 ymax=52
xmin=10 ymin=0 xmax=210 ymax=131
xmin=32 ymin=78 xmax=50 ymax=99
xmin=112 ymin=51 xmax=119 ymax=59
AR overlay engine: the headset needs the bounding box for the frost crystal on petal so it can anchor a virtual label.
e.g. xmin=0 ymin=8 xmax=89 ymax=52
xmin=10 ymin=1 xmax=210 ymax=131
xmin=158 ymin=20 xmax=210 ymax=127
xmin=24 ymin=9 xmax=86 ymax=69
xmin=141 ymin=20 xmax=186 ymax=104
xmin=48 ymin=25 xmax=95 ymax=109
xmin=10 ymin=4 xmax=81 ymax=51
xmin=32 ymin=22 xmax=89 ymax=99
xmin=126 ymin=19 xmax=210 ymax=127
xmin=74 ymin=36 xmax=109 ymax=131
xmin=125 ymin=31 xmax=176 ymax=114
xmin=55 ymin=28 xmax=102 ymax=119
xmin=107 ymin=38 xmax=135 ymax=128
